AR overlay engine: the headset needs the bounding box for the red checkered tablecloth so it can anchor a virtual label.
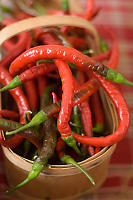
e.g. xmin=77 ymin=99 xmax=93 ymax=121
xmin=0 ymin=0 xmax=133 ymax=199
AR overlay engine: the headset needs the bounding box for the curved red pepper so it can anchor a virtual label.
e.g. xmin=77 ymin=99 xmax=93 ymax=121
xmin=37 ymin=76 xmax=48 ymax=97
xmin=1 ymin=18 xmax=31 ymax=62
xmin=9 ymin=45 xmax=103 ymax=75
xmin=0 ymin=67 xmax=30 ymax=148
xmin=90 ymin=91 xmax=104 ymax=133
xmin=73 ymin=72 xmax=130 ymax=146
xmin=0 ymin=109 xmax=19 ymax=120
xmin=54 ymin=59 xmax=74 ymax=138
xmin=23 ymin=80 xmax=38 ymax=111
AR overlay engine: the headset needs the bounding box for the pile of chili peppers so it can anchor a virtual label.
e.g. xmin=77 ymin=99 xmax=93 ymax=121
xmin=0 ymin=0 xmax=133 ymax=194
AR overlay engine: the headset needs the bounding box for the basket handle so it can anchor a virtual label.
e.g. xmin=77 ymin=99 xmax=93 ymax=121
xmin=0 ymin=15 xmax=100 ymax=52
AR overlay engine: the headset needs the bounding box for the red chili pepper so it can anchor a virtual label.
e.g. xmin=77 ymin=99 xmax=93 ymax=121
xmin=75 ymin=71 xmax=95 ymax=155
xmin=73 ymin=78 xmax=99 ymax=106
xmin=52 ymin=92 xmax=58 ymax=103
xmin=14 ymin=11 xmax=33 ymax=20
xmin=37 ymin=76 xmax=48 ymax=97
xmin=0 ymin=109 xmax=19 ymax=120
xmin=37 ymin=32 xmax=61 ymax=45
xmin=52 ymin=92 xmax=58 ymax=118
xmin=48 ymin=10 xmax=66 ymax=16
xmin=1 ymin=18 xmax=32 ymax=53
xmin=9 ymin=45 xmax=133 ymax=88
xmin=5 ymin=78 xmax=99 ymax=137
xmin=8 ymin=45 xmax=104 ymax=76
xmin=54 ymin=59 xmax=73 ymax=137
xmin=0 ymin=67 xmax=30 ymax=148
xmin=95 ymin=147 xmax=100 ymax=154
xmin=68 ymin=36 xmax=88 ymax=50
xmin=85 ymin=0 xmax=94 ymax=20
xmin=92 ymin=50 xmax=111 ymax=62
xmin=56 ymin=137 xmax=66 ymax=159
xmin=106 ymin=28 xmax=119 ymax=69
xmin=0 ymin=32 xmax=31 ymax=68
xmin=0 ymin=63 xmax=56 ymax=92
xmin=73 ymin=72 xmax=130 ymax=146
xmin=90 ymin=91 xmax=104 ymax=133
xmin=23 ymin=80 xmax=38 ymax=111
xmin=74 ymin=72 xmax=93 ymax=138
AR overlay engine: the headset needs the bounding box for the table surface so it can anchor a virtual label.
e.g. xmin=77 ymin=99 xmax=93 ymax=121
xmin=0 ymin=0 xmax=133 ymax=199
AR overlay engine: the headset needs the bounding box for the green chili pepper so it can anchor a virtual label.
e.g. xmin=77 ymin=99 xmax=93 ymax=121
xmin=100 ymin=39 xmax=108 ymax=53
xmin=106 ymin=68 xmax=133 ymax=86
xmin=7 ymin=161 xmax=44 ymax=194
xmin=33 ymin=1 xmax=46 ymax=15
xmin=92 ymin=123 xmax=104 ymax=133
xmin=0 ymin=4 xmax=12 ymax=13
xmin=6 ymin=110 xmax=48 ymax=136
xmin=61 ymin=134 xmax=81 ymax=155
xmin=5 ymin=83 xmax=95 ymax=136
xmin=0 ymin=75 xmax=22 ymax=93
xmin=23 ymin=139 xmax=31 ymax=158
xmin=61 ymin=154 xmax=95 ymax=186
xmin=0 ymin=15 xmax=3 ymax=22
xmin=62 ymin=0 xmax=69 ymax=12
xmin=7 ymin=86 xmax=57 ymax=194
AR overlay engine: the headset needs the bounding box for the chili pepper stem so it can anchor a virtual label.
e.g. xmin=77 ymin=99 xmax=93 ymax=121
xmin=61 ymin=154 xmax=95 ymax=186
xmin=92 ymin=123 xmax=104 ymax=133
xmin=7 ymin=161 xmax=46 ymax=194
xmin=61 ymin=134 xmax=81 ymax=155
xmin=0 ymin=75 xmax=22 ymax=92
xmin=107 ymin=68 xmax=133 ymax=86
xmin=6 ymin=110 xmax=47 ymax=136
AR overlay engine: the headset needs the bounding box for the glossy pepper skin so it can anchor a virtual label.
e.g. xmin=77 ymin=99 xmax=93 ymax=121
xmin=54 ymin=60 xmax=81 ymax=155
xmin=0 ymin=66 xmax=30 ymax=148
xmin=0 ymin=63 xmax=56 ymax=93
xmin=9 ymin=45 xmax=107 ymax=76
xmin=73 ymin=71 xmax=130 ymax=146
xmin=5 ymin=79 xmax=99 ymax=136
xmin=8 ymin=45 xmax=133 ymax=86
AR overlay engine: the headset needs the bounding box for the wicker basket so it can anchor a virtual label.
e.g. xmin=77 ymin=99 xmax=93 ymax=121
xmin=0 ymin=11 xmax=118 ymax=200
xmin=0 ymin=89 xmax=117 ymax=200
